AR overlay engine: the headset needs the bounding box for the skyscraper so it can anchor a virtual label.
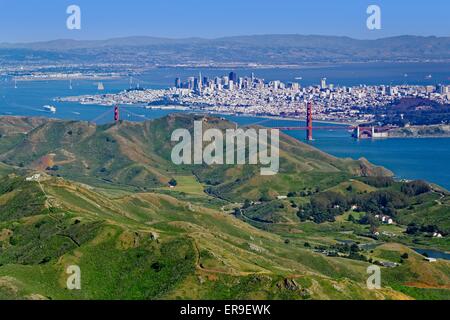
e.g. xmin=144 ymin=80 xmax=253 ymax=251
xmin=229 ymin=72 xmax=237 ymax=83
xmin=238 ymin=77 xmax=244 ymax=89
xmin=187 ymin=77 xmax=195 ymax=90
xmin=198 ymin=72 xmax=203 ymax=90
xmin=194 ymin=78 xmax=200 ymax=93
xmin=228 ymin=80 xmax=234 ymax=91
xmin=437 ymin=84 xmax=448 ymax=95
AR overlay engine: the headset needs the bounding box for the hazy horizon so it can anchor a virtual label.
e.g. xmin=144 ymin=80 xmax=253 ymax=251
xmin=1 ymin=33 xmax=450 ymax=45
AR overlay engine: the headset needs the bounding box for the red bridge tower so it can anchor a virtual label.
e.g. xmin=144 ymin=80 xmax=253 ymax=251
xmin=114 ymin=105 xmax=120 ymax=122
xmin=306 ymin=102 xmax=313 ymax=141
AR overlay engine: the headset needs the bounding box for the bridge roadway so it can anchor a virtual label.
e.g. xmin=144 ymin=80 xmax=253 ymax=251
xmin=270 ymin=125 xmax=394 ymax=131
xmin=271 ymin=126 xmax=355 ymax=131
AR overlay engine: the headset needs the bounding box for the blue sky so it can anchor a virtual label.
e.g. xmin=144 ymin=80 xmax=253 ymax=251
xmin=0 ymin=0 xmax=448 ymax=42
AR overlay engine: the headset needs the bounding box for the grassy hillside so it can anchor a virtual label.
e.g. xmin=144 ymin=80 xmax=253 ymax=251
xmin=0 ymin=114 xmax=390 ymax=200
xmin=0 ymin=172 xmax=431 ymax=300
xmin=0 ymin=115 xmax=448 ymax=300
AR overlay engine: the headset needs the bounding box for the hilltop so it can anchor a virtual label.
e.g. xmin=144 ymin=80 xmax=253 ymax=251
xmin=0 ymin=114 xmax=448 ymax=300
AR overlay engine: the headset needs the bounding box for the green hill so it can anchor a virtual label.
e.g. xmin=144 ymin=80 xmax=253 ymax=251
xmin=0 ymin=114 xmax=389 ymax=198
xmin=0 ymin=114 xmax=448 ymax=300
xmin=0 ymin=173 xmax=417 ymax=300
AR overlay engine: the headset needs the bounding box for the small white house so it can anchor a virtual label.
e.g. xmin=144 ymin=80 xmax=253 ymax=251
xmin=433 ymin=232 xmax=443 ymax=238
xmin=379 ymin=215 xmax=394 ymax=225
xmin=425 ymin=257 xmax=437 ymax=263
xmin=26 ymin=174 xmax=41 ymax=182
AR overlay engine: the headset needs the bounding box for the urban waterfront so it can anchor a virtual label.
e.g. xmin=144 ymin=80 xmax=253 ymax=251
xmin=1 ymin=64 xmax=450 ymax=189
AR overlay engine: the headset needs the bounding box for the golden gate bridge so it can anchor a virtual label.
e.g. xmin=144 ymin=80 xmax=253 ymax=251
xmin=93 ymin=103 xmax=389 ymax=140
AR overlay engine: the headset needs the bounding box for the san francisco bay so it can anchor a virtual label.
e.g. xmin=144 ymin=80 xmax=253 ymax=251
xmin=1 ymin=63 xmax=449 ymax=189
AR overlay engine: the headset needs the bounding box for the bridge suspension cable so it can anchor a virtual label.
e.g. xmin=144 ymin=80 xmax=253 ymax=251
xmin=90 ymin=107 xmax=114 ymax=124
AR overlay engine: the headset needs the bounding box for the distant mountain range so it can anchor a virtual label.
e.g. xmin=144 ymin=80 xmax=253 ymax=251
xmin=1 ymin=34 xmax=449 ymax=65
